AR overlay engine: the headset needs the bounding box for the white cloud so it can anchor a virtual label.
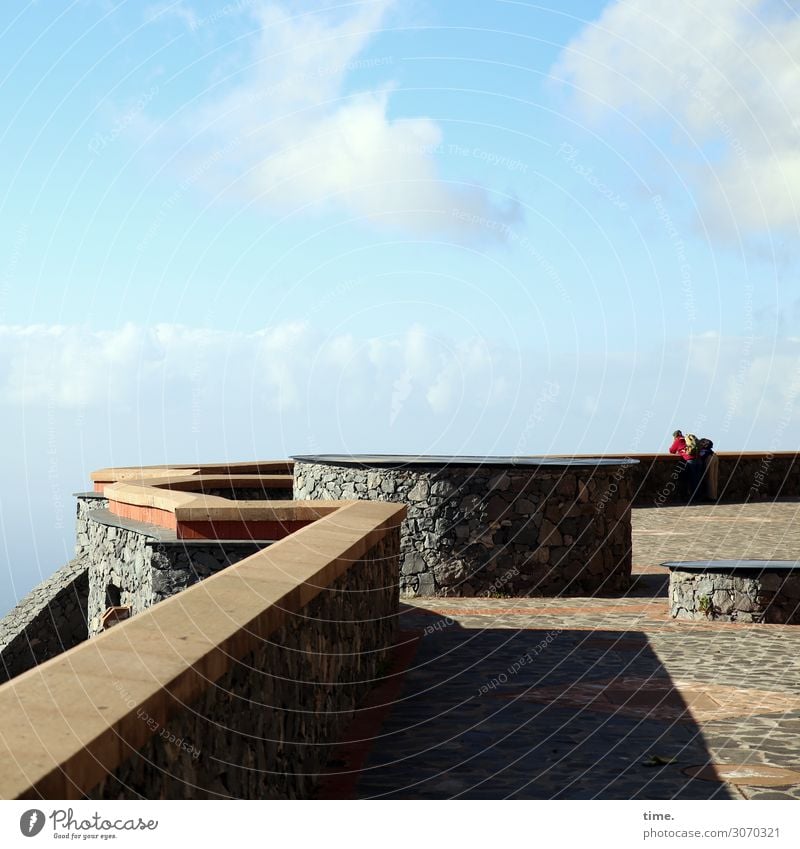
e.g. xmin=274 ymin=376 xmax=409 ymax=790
xmin=551 ymin=0 xmax=800 ymax=238
xmin=1 ymin=322 xmax=798 ymax=451
xmin=0 ymin=322 xmax=512 ymax=416
xmin=153 ymin=1 xmax=520 ymax=239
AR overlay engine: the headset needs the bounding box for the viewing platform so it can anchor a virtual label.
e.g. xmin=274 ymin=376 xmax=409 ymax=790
xmin=1 ymin=455 xmax=800 ymax=800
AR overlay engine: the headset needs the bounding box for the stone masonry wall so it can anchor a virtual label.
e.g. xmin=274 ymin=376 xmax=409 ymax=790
xmin=670 ymin=569 xmax=800 ymax=624
xmin=0 ymin=558 xmax=89 ymax=684
xmin=85 ymin=509 xmax=157 ymax=635
xmin=294 ymin=461 xmax=632 ymax=598
xmin=89 ymin=532 xmax=399 ymax=799
xmin=620 ymin=453 xmax=800 ymax=507
xmin=0 ymin=494 xmax=107 ymax=682
xmin=84 ymin=507 xmax=269 ymax=636
xmin=76 ymin=492 xmax=109 ymax=559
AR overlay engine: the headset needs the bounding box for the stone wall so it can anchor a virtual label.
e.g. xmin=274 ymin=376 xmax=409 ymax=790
xmin=294 ymin=460 xmax=633 ymax=597
xmin=89 ymin=532 xmax=398 ymax=799
xmin=611 ymin=452 xmax=800 ymax=507
xmin=75 ymin=492 xmax=109 ymax=559
xmin=670 ymin=568 xmax=800 ymax=624
xmin=0 ymin=494 xmax=104 ymax=682
xmin=0 ymin=558 xmax=89 ymax=684
xmin=82 ymin=502 xmax=270 ymax=636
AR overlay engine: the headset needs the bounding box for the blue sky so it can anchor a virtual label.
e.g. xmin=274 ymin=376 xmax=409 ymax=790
xmin=1 ymin=0 xmax=799 ymax=614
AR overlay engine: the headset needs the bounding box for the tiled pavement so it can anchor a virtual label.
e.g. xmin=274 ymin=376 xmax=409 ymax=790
xmin=317 ymin=501 xmax=800 ymax=800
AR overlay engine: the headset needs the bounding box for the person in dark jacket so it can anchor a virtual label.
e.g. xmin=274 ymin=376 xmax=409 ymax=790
xmin=698 ymin=437 xmax=718 ymax=500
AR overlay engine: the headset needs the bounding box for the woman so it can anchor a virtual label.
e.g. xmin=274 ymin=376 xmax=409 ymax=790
xmin=682 ymin=433 xmax=704 ymax=502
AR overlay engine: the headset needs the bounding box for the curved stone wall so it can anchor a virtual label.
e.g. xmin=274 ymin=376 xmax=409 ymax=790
xmin=293 ymin=456 xmax=635 ymax=597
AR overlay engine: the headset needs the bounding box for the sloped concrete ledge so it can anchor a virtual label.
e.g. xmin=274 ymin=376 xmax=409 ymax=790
xmin=0 ymin=500 xmax=404 ymax=800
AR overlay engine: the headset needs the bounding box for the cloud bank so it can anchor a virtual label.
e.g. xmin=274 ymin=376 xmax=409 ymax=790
xmin=1 ymin=322 xmax=797 ymax=453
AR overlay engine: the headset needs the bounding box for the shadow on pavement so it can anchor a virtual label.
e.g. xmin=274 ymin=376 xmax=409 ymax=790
xmin=319 ymin=602 xmax=733 ymax=800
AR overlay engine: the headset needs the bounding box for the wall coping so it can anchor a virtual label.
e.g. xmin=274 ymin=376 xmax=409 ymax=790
xmin=91 ymin=460 xmax=294 ymax=485
xmin=136 ymin=474 xmax=294 ymax=492
xmin=0 ymin=499 xmax=405 ymax=800
xmin=547 ymin=451 xmax=800 ymax=460
xmin=103 ymin=472 xmax=351 ymax=536
xmin=664 ymin=559 xmax=800 ymax=573
xmin=84 ymin=508 xmax=279 ymax=545
xmin=293 ymin=454 xmax=640 ymax=468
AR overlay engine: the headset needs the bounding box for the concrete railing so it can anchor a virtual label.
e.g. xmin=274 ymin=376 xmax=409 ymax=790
xmin=0 ymin=500 xmax=404 ymax=800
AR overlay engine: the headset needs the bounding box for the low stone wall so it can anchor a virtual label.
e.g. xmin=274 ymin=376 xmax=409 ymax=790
xmin=670 ymin=569 xmax=800 ymax=624
xmin=604 ymin=452 xmax=800 ymax=507
xmin=0 ymin=494 xmax=113 ymax=682
xmin=294 ymin=459 xmax=633 ymax=597
xmin=90 ymin=532 xmax=398 ymax=799
xmin=81 ymin=502 xmax=270 ymax=636
xmin=0 ymin=558 xmax=89 ymax=684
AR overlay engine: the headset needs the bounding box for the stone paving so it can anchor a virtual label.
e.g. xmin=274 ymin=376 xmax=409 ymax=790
xmin=317 ymin=500 xmax=800 ymax=800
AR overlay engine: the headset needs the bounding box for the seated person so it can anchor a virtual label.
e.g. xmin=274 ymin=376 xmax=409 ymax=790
xmin=698 ymin=437 xmax=718 ymax=500
xmin=669 ymin=429 xmax=686 ymax=455
xmin=668 ymin=429 xmax=692 ymax=500
xmin=683 ymin=433 xmax=705 ymax=502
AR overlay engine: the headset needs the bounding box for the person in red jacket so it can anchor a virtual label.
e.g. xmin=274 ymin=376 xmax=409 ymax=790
xmin=668 ymin=429 xmax=692 ymax=500
xmin=669 ymin=430 xmax=687 ymax=456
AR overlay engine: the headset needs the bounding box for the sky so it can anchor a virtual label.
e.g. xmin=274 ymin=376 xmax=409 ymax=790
xmin=1 ymin=0 xmax=799 ymax=615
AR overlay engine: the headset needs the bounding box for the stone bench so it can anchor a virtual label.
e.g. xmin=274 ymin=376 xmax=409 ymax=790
xmin=665 ymin=560 xmax=800 ymax=624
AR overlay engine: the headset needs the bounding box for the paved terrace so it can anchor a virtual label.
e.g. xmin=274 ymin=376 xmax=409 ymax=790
xmin=317 ymin=500 xmax=800 ymax=800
